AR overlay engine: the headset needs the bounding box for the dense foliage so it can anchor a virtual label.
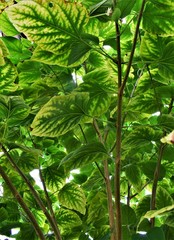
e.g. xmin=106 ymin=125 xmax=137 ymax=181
xmin=0 ymin=0 xmax=174 ymax=239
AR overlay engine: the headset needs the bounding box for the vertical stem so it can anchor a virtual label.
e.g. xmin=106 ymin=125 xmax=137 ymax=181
xmin=93 ymin=119 xmax=116 ymax=240
xmin=115 ymin=92 xmax=122 ymax=240
xmin=114 ymin=2 xmax=146 ymax=239
xmin=0 ymin=165 xmax=46 ymax=240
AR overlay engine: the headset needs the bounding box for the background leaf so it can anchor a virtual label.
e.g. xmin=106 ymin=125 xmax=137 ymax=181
xmin=60 ymin=142 xmax=108 ymax=170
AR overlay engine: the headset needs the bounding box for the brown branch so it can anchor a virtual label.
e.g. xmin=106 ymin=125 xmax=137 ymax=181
xmin=93 ymin=119 xmax=116 ymax=240
xmin=0 ymin=144 xmax=62 ymax=240
xmin=0 ymin=165 xmax=46 ymax=240
xmin=39 ymin=168 xmax=59 ymax=234
xmin=120 ymin=0 xmax=147 ymax=94
xmin=114 ymin=2 xmax=146 ymax=240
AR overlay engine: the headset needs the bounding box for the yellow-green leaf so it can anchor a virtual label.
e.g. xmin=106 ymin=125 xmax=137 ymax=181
xmin=58 ymin=183 xmax=86 ymax=215
xmin=31 ymin=93 xmax=90 ymax=137
xmin=143 ymin=2 xmax=174 ymax=36
xmin=7 ymin=0 xmax=91 ymax=66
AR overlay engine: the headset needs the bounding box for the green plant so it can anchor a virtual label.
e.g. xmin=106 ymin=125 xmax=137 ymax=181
xmin=0 ymin=0 xmax=174 ymax=239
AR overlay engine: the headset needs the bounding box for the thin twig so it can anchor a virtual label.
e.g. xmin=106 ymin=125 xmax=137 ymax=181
xmin=0 ymin=144 xmax=62 ymax=240
xmin=0 ymin=165 xmax=46 ymax=240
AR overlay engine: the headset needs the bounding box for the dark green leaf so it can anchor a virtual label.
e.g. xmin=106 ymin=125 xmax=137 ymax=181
xmin=121 ymin=203 xmax=137 ymax=226
xmin=116 ymin=0 xmax=136 ymax=18
xmin=156 ymin=186 xmax=173 ymax=209
xmin=60 ymin=142 xmax=108 ymax=169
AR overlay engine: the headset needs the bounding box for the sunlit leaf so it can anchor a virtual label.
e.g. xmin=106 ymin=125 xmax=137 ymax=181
xmin=0 ymin=11 xmax=19 ymax=36
xmin=0 ymin=39 xmax=9 ymax=66
xmin=56 ymin=209 xmax=82 ymax=227
xmin=143 ymin=2 xmax=174 ymax=35
xmin=122 ymin=126 xmax=160 ymax=149
xmin=7 ymin=0 xmax=95 ymax=66
xmin=143 ymin=205 xmax=174 ymax=219
xmin=58 ymin=182 xmax=86 ymax=215
xmin=77 ymin=68 xmax=116 ymax=116
xmin=2 ymin=37 xmax=32 ymax=64
xmin=0 ymin=60 xmax=18 ymax=93
xmin=31 ymin=93 xmax=90 ymax=137
xmin=42 ymin=164 xmax=65 ymax=191
xmin=0 ymin=95 xmax=30 ymax=126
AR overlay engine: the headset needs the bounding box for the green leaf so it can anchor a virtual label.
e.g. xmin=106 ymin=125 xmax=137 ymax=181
xmin=116 ymin=0 xmax=136 ymax=18
xmin=31 ymin=93 xmax=90 ymax=137
xmin=122 ymin=226 xmax=132 ymax=240
xmin=2 ymin=37 xmax=32 ymax=64
xmin=42 ymin=164 xmax=65 ymax=191
xmin=0 ymin=11 xmax=19 ymax=36
xmin=17 ymin=223 xmax=38 ymax=240
xmin=60 ymin=142 xmax=108 ymax=169
xmin=146 ymin=227 xmax=165 ymax=240
xmin=87 ymin=191 xmax=108 ymax=224
xmin=7 ymin=0 xmax=92 ymax=66
xmin=77 ymin=68 xmax=116 ymax=116
xmin=121 ymin=204 xmax=137 ymax=226
xmin=0 ymin=207 xmax=8 ymax=222
xmin=17 ymin=152 xmax=39 ymax=173
xmin=125 ymin=164 xmax=142 ymax=188
xmin=143 ymin=205 xmax=174 ymax=219
xmin=157 ymin=114 xmax=174 ymax=131
xmin=58 ymin=182 xmax=86 ymax=215
xmin=143 ymin=2 xmax=174 ymax=36
xmin=158 ymin=41 xmax=174 ymax=79
xmin=132 ymin=227 xmax=165 ymax=240
xmin=136 ymin=195 xmax=151 ymax=218
xmin=0 ymin=95 xmax=30 ymax=126
xmin=0 ymin=39 xmax=9 ymax=66
xmin=156 ymin=86 xmax=174 ymax=98
xmin=156 ymin=186 xmax=173 ymax=209
xmin=122 ymin=126 xmax=158 ymax=150
xmin=140 ymin=33 xmax=162 ymax=63
xmin=68 ymin=33 xmax=99 ymax=65
xmin=56 ymin=209 xmax=82 ymax=227
xmin=18 ymin=61 xmax=41 ymax=87
xmin=0 ymin=60 xmax=18 ymax=93
xmin=140 ymin=161 xmax=166 ymax=180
